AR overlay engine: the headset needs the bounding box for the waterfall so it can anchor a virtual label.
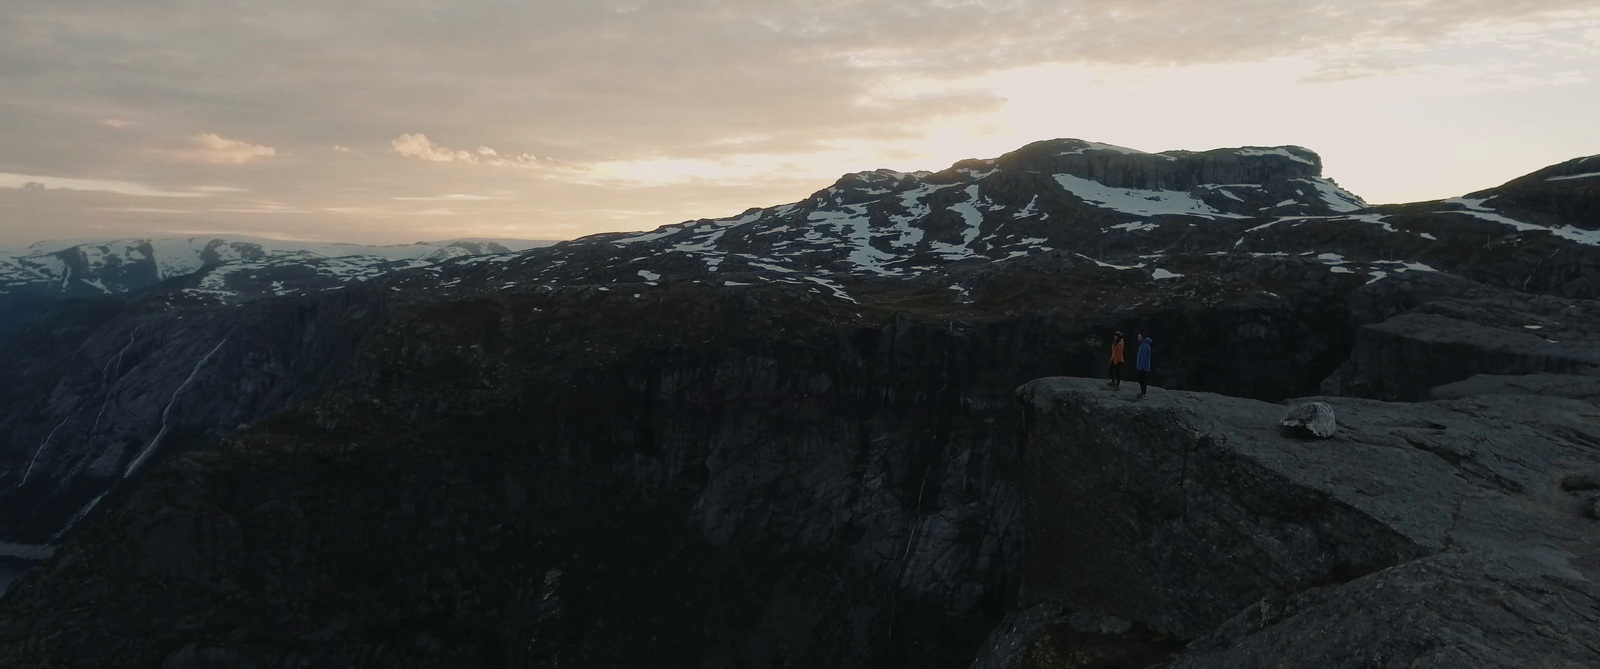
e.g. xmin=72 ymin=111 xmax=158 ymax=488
xmin=122 ymin=337 xmax=228 ymax=478
xmin=17 ymin=417 xmax=70 ymax=487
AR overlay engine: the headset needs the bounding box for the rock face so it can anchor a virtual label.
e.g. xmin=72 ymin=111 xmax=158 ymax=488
xmin=1322 ymin=272 xmax=1600 ymax=401
xmin=994 ymin=140 xmax=1328 ymax=193
xmin=0 ymin=286 xmax=395 ymax=551
xmin=1279 ymin=401 xmax=1336 ymax=437
xmin=1010 ymin=377 xmax=1600 ymax=667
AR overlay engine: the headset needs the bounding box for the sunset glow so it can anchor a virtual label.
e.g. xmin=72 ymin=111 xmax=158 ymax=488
xmin=2 ymin=1 xmax=1597 ymax=245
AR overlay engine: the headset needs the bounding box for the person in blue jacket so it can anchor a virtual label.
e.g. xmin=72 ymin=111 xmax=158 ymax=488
xmin=1135 ymin=333 xmax=1153 ymax=397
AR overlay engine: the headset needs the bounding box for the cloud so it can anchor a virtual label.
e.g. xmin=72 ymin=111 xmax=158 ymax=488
xmin=100 ymin=118 xmax=133 ymax=129
xmin=176 ymin=133 xmax=277 ymax=164
xmin=392 ymin=193 xmax=504 ymax=201
xmin=101 ymin=207 xmax=193 ymax=214
xmin=0 ymin=0 xmax=1597 ymax=246
xmin=391 ymin=133 xmax=477 ymax=163
xmin=0 ymin=172 xmax=204 ymax=198
xmin=391 ymin=133 xmax=555 ymax=169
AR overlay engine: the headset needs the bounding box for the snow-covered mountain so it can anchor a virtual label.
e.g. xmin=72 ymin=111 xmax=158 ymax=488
xmin=0 ymin=236 xmax=554 ymax=337
xmin=0 ymin=236 xmax=550 ymax=296
xmin=423 ymin=139 xmax=1596 ymax=305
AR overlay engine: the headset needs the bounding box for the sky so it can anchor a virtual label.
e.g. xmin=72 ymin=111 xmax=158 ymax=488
xmin=1 ymin=1 xmax=1597 ymax=247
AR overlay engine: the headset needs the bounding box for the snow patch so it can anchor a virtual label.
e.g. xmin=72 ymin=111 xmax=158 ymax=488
xmin=803 ymin=276 xmax=857 ymax=303
xmin=927 ymin=185 xmax=986 ymax=260
xmin=1074 ymin=253 xmax=1144 ymax=271
xmin=1110 ymin=221 xmax=1160 ymax=233
xmin=807 ymin=205 xmax=903 ymax=275
xmin=1013 ymin=195 xmax=1039 ymax=219
xmin=1151 ymin=268 xmax=1183 ymax=280
xmin=1441 ymin=198 xmax=1600 ymax=246
xmin=1299 ymin=178 xmax=1367 ymax=213
xmin=1053 ymin=174 xmax=1242 ymax=219
xmin=1057 ymin=141 xmax=1149 ymax=156
xmin=1203 ymin=185 xmax=1245 ymax=202
xmin=1236 ymin=147 xmax=1316 ymax=166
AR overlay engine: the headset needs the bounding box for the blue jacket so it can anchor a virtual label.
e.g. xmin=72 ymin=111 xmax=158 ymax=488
xmin=1135 ymin=338 xmax=1152 ymax=372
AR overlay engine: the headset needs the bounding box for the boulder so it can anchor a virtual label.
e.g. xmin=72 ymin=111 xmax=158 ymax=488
xmin=1279 ymin=401 xmax=1336 ymax=438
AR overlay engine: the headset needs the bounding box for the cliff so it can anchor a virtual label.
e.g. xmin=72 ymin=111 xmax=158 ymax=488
xmin=1005 ymin=378 xmax=1600 ymax=667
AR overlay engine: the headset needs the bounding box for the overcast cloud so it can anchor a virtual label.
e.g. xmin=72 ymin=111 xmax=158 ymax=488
xmin=1 ymin=1 xmax=1596 ymax=245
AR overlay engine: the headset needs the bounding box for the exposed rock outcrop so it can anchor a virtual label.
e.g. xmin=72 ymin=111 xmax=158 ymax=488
xmin=992 ymin=139 xmax=1326 ymax=192
xmin=1006 ymin=378 xmax=1600 ymax=667
xmin=1322 ymin=279 xmax=1600 ymax=401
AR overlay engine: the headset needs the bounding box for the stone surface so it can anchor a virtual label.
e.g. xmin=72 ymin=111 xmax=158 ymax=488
xmin=1322 ymin=283 xmax=1600 ymax=401
xmin=1431 ymin=373 xmax=1600 ymax=403
xmin=1010 ymin=377 xmax=1600 ymax=667
xmin=1279 ymin=401 xmax=1336 ymax=437
xmin=1564 ymin=472 xmax=1600 ymax=491
xmin=1165 ymin=555 xmax=1600 ymax=669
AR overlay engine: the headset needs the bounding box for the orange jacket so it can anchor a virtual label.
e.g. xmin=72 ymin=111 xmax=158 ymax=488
xmin=1110 ymin=339 xmax=1125 ymax=364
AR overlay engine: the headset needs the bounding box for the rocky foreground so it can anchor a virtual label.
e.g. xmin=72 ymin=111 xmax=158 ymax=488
xmin=995 ymin=378 xmax=1600 ymax=668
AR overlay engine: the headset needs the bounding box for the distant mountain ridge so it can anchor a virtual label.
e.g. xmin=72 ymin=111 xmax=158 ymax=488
xmin=0 ymin=236 xmax=552 ymax=295
xmin=0 ymin=236 xmax=555 ymax=339
xmin=467 ymin=138 xmax=1588 ymax=301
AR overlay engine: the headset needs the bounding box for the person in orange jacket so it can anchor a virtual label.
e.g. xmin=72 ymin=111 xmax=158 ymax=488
xmin=1107 ymin=331 xmax=1125 ymax=387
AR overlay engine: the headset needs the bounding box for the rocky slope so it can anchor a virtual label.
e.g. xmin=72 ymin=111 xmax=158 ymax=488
xmin=0 ymin=139 xmax=1597 ymax=667
xmin=1007 ymin=378 xmax=1600 ymax=668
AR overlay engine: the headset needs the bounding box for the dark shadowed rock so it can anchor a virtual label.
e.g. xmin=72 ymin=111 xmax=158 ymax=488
xmin=1164 ymin=555 xmax=1600 ymax=669
xmin=1322 ymin=289 xmax=1600 ymax=401
xmin=1562 ymin=471 xmax=1600 ymax=492
xmin=1431 ymin=373 xmax=1600 ymax=404
xmin=1279 ymin=401 xmax=1336 ymax=438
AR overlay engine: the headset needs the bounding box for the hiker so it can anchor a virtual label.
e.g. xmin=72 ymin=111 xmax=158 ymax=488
xmin=1106 ymin=331 xmax=1124 ymax=387
xmin=1135 ymin=333 xmax=1152 ymax=397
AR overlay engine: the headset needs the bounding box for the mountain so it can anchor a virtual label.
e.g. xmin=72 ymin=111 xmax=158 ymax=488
xmin=0 ymin=139 xmax=1596 ymax=668
xmin=0 ymin=236 xmax=556 ymax=339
